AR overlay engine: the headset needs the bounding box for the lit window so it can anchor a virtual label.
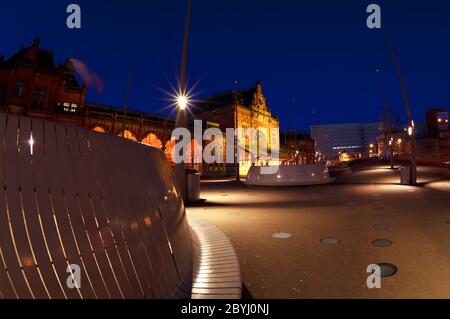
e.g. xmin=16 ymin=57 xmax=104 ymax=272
xmin=63 ymin=102 xmax=70 ymax=112
xmin=62 ymin=102 xmax=78 ymax=113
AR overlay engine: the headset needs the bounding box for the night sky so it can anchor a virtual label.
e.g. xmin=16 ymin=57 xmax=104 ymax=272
xmin=1 ymin=0 xmax=450 ymax=131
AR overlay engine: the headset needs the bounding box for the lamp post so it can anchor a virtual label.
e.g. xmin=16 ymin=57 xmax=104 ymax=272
xmin=383 ymin=30 xmax=417 ymax=184
xmin=376 ymin=66 xmax=395 ymax=169
xmin=234 ymin=104 xmax=240 ymax=182
xmin=174 ymin=0 xmax=193 ymax=200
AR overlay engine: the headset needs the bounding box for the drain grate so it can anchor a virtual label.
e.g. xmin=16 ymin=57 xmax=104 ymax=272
xmin=272 ymin=232 xmax=292 ymax=239
xmin=372 ymin=239 xmax=393 ymax=247
xmin=377 ymin=263 xmax=398 ymax=277
xmin=320 ymin=237 xmax=341 ymax=245
xmin=374 ymin=224 xmax=389 ymax=230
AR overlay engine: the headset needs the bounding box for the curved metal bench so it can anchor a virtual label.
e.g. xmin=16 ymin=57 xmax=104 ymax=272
xmin=0 ymin=112 xmax=241 ymax=299
xmin=0 ymin=112 xmax=195 ymax=299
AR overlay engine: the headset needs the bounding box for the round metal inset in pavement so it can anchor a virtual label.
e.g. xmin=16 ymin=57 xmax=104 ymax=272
xmin=320 ymin=237 xmax=341 ymax=245
xmin=374 ymin=224 xmax=389 ymax=230
xmin=272 ymin=232 xmax=292 ymax=239
xmin=377 ymin=263 xmax=398 ymax=277
xmin=372 ymin=239 xmax=393 ymax=247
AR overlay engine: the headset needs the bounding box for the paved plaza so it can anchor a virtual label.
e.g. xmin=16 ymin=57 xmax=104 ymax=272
xmin=187 ymin=161 xmax=450 ymax=298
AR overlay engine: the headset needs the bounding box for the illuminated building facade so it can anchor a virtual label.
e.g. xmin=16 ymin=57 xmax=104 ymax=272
xmin=194 ymin=82 xmax=280 ymax=176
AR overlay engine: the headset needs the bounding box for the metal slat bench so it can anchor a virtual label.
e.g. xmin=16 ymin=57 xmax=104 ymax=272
xmin=0 ymin=112 xmax=241 ymax=299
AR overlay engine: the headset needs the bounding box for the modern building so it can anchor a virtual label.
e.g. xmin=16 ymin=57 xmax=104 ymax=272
xmin=426 ymin=108 xmax=449 ymax=161
xmin=194 ymin=82 xmax=280 ymax=176
xmin=310 ymin=122 xmax=382 ymax=160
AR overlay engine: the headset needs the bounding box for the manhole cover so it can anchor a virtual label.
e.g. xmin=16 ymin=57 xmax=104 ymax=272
xmin=272 ymin=232 xmax=292 ymax=239
xmin=320 ymin=237 xmax=341 ymax=245
xmin=377 ymin=263 xmax=398 ymax=277
xmin=372 ymin=239 xmax=393 ymax=247
xmin=374 ymin=224 xmax=389 ymax=230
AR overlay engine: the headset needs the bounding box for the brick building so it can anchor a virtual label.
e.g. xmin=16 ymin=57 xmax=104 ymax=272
xmin=426 ymin=108 xmax=450 ymax=162
xmin=194 ymin=82 xmax=280 ymax=176
xmin=0 ymin=38 xmax=86 ymax=119
xmin=0 ymin=39 xmax=175 ymax=152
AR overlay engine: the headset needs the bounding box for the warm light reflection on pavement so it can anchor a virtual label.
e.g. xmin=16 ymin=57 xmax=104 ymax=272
xmin=187 ymin=163 xmax=450 ymax=298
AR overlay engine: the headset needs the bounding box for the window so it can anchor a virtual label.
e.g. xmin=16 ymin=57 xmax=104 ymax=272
xmin=0 ymin=85 xmax=7 ymax=104
xmin=14 ymin=82 xmax=24 ymax=97
xmin=31 ymin=90 xmax=46 ymax=108
xmin=63 ymin=102 xmax=78 ymax=113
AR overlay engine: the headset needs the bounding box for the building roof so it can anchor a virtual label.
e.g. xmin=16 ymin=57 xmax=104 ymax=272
xmin=194 ymin=81 xmax=273 ymax=116
xmin=0 ymin=38 xmax=81 ymax=90
xmin=87 ymin=102 xmax=175 ymax=123
xmin=1 ymin=38 xmax=55 ymax=69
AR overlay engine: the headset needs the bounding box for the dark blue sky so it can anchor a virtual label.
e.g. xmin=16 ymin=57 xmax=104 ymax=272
xmin=1 ymin=0 xmax=450 ymax=131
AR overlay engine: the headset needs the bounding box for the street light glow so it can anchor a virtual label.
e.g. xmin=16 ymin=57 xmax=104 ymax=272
xmin=177 ymin=94 xmax=188 ymax=110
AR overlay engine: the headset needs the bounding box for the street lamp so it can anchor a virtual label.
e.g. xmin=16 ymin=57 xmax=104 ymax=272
xmin=177 ymin=94 xmax=188 ymax=111
xmin=174 ymin=0 xmax=193 ymax=200
xmin=383 ymin=30 xmax=417 ymax=184
xmin=407 ymin=126 xmax=413 ymax=136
